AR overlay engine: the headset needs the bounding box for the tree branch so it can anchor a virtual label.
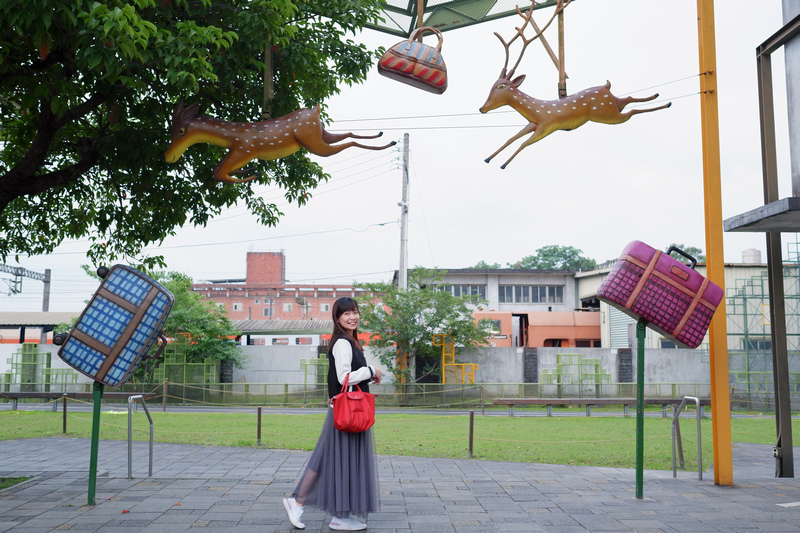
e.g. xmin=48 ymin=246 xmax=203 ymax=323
xmin=0 ymin=92 xmax=109 ymax=213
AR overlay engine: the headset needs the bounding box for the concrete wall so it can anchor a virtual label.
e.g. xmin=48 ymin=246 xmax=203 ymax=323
xmin=234 ymin=345 xmax=389 ymax=387
xmin=456 ymin=346 xmax=709 ymax=384
xmin=0 ymin=342 xmax=712 ymax=393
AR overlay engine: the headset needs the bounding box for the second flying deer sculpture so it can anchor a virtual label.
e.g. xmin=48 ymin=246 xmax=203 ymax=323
xmin=479 ymin=0 xmax=671 ymax=169
xmin=165 ymin=101 xmax=396 ymax=183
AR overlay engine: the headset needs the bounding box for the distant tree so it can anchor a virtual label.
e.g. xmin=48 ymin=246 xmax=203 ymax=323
xmin=514 ymin=245 xmax=597 ymax=271
xmin=468 ymin=260 xmax=502 ymax=269
xmin=356 ymin=268 xmax=491 ymax=384
xmin=667 ymin=244 xmax=705 ymax=263
xmin=155 ymin=272 xmax=243 ymax=363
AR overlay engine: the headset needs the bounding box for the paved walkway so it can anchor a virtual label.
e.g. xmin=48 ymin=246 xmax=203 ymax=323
xmin=1 ymin=438 xmax=799 ymax=532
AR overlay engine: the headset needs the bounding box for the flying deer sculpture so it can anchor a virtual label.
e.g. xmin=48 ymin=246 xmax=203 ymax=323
xmin=164 ymin=101 xmax=396 ymax=183
xmin=480 ymin=0 xmax=671 ymax=169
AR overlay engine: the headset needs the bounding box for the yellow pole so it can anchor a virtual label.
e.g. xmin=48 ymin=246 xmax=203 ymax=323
xmin=697 ymin=0 xmax=733 ymax=486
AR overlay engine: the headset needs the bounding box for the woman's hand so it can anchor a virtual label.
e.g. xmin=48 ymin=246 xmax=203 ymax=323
xmin=371 ymin=368 xmax=383 ymax=385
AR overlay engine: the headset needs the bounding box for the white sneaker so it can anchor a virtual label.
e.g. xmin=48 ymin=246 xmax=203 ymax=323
xmin=329 ymin=516 xmax=367 ymax=531
xmin=283 ymin=497 xmax=305 ymax=529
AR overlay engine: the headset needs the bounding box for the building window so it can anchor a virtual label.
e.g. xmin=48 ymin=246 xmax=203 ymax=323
xmin=320 ymin=303 xmax=330 ymax=312
xmin=283 ymin=303 xmax=293 ymax=312
xmin=499 ymin=285 xmax=564 ymax=304
xmin=254 ymin=299 xmax=260 ymax=304
xmin=660 ymin=339 xmax=679 ymax=349
xmin=232 ymin=303 xmax=242 ymax=311
xmin=439 ymin=284 xmax=487 ymax=300
xmin=263 ymin=307 xmax=273 ymax=318
xmin=745 ymin=338 xmax=772 ymax=351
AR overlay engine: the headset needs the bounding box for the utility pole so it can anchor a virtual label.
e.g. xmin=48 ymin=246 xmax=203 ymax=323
xmin=398 ymin=133 xmax=410 ymax=290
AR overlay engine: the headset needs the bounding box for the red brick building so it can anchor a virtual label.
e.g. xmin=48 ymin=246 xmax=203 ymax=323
xmin=191 ymin=251 xmax=362 ymax=322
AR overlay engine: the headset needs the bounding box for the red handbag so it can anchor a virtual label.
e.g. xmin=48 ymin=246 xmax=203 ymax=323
xmin=331 ymin=374 xmax=375 ymax=433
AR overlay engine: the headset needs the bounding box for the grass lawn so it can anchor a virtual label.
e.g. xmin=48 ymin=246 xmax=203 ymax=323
xmin=0 ymin=408 xmax=793 ymax=471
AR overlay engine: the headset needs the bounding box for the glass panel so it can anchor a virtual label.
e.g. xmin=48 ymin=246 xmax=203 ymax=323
xmin=554 ymin=285 xmax=564 ymax=303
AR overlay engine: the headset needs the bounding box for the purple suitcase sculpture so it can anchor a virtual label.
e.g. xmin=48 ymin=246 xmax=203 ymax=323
xmin=597 ymin=241 xmax=723 ymax=349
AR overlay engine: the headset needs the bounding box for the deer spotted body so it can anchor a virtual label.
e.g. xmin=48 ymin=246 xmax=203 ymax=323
xmin=480 ymin=0 xmax=671 ymax=169
xmin=165 ymin=101 xmax=396 ymax=183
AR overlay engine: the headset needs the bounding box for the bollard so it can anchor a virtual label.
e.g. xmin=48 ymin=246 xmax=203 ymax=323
xmin=468 ymin=410 xmax=474 ymax=458
xmin=62 ymin=394 xmax=68 ymax=434
xmin=257 ymin=407 xmax=262 ymax=446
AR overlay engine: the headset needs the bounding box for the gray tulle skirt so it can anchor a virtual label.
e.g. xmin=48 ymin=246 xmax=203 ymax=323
xmin=292 ymin=407 xmax=380 ymax=517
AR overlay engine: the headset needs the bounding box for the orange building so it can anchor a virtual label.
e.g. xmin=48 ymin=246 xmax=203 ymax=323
xmin=474 ymin=310 xmax=601 ymax=349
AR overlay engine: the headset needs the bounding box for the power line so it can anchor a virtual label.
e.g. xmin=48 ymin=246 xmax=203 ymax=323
xmin=144 ymin=220 xmax=399 ymax=251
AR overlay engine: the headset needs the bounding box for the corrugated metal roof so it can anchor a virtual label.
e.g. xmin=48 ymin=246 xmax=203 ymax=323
xmin=233 ymin=319 xmax=334 ymax=334
xmin=0 ymin=312 xmax=79 ymax=327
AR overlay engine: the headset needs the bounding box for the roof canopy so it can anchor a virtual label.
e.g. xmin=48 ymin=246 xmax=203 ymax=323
xmin=367 ymin=0 xmax=559 ymax=37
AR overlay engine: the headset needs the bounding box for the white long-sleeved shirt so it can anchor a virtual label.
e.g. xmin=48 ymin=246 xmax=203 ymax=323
xmin=332 ymin=338 xmax=374 ymax=388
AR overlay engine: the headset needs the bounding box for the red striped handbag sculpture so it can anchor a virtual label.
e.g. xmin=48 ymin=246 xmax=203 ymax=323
xmin=596 ymin=241 xmax=723 ymax=349
xmin=378 ymin=27 xmax=447 ymax=94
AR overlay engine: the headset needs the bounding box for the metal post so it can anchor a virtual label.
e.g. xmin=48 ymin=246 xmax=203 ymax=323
xmin=62 ymin=394 xmax=67 ymax=433
xmin=468 ymin=410 xmax=474 ymax=458
xmin=635 ymin=320 xmax=646 ymax=499
xmin=257 ymin=407 xmax=262 ymax=446
xmin=87 ymin=381 xmax=103 ymax=505
xmin=697 ymin=0 xmax=734 ymax=486
xmin=162 ymin=378 xmax=168 ymax=412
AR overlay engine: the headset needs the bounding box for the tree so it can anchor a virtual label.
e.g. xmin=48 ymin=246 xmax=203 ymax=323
xmin=0 ymin=0 xmax=384 ymax=268
xmin=468 ymin=260 xmax=502 ymax=269
xmin=514 ymin=245 xmax=597 ymax=270
xmin=136 ymin=271 xmax=244 ymax=382
xmin=667 ymin=243 xmax=705 ymax=263
xmin=356 ymin=268 xmax=492 ymax=384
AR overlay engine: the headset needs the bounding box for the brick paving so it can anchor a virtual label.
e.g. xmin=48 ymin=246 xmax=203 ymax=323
xmin=0 ymin=438 xmax=799 ymax=532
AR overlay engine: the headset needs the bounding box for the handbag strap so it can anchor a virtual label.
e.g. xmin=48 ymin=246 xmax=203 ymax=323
xmin=407 ymin=26 xmax=444 ymax=52
xmin=339 ymin=373 xmax=362 ymax=394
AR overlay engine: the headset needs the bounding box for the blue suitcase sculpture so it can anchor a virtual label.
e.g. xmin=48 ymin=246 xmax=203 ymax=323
xmin=55 ymin=265 xmax=174 ymax=387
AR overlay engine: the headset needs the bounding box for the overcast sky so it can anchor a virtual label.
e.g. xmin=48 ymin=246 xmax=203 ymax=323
xmin=1 ymin=0 xmax=794 ymax=313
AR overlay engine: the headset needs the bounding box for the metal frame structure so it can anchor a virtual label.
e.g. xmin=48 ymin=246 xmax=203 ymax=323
xmin=366 ymin=0 xmax=559 ymax=37
xmin=723 ymin=12 xmax=800 ymax=478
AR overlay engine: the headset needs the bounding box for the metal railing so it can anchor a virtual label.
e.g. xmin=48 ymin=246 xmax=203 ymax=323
xmin=672 ymin=396 xmax=703 ymax=480
xmin=128 ymin=395 xmax=154 ymax=479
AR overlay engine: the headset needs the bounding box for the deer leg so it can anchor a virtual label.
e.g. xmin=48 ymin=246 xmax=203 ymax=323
xmin=622 ymin=101 xmax=672 ymax=116
xmin=321 ymin=129 xmax=385 ymax=143
xmin=485 ymin=123 xmax=537 ymax=164
xmin=613 ymin=92 xmax=660 ymax=110
xmin=301 ymin=139 xmax=396 ymax=157
xmin=214 ymin=150 xmax=259 ymax=183
xmin=499 ymin=123 xmax=559 ymax=169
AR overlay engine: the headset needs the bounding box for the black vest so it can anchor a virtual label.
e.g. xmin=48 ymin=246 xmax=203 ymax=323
xmin=327 ymin=334 xmax=370 ymax=399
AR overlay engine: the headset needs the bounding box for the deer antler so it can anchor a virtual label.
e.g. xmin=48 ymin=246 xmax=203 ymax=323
xmin=496 ymin=0 xmax=572 ymax=77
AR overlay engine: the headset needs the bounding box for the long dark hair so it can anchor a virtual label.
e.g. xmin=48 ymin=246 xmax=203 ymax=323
xmin=331 ymin=297 xmax=362 ymax=349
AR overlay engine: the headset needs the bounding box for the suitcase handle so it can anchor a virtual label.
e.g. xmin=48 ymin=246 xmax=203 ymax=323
xmin=665 ymin=246 xmax=697 ymax=270
xmin=145 ymin=333 xmax=168 ymax=360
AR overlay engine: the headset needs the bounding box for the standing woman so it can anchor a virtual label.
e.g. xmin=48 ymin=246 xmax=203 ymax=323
xmin=283 ymin=297 xmax=382 ymax=531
